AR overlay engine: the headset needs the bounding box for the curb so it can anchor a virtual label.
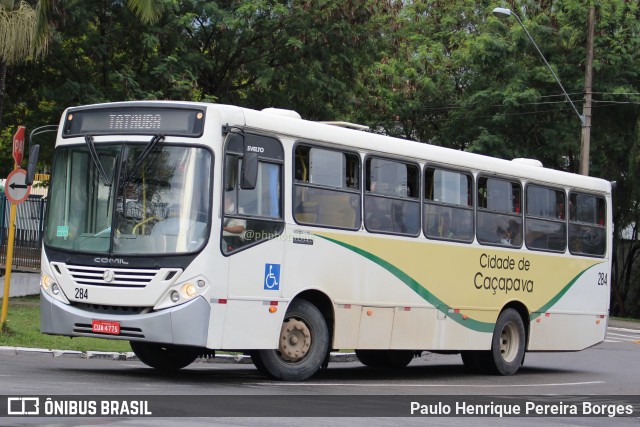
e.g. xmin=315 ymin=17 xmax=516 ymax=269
xmin=0 ymin=346 xmax=357 ymax=364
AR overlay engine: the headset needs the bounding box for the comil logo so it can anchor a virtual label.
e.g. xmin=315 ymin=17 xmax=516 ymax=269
xmin=7 ymin=397 xmax=40 ymax=415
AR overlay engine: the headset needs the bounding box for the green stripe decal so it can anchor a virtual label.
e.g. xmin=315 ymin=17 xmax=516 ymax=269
xmin=315 ymin=234 xmax=494 ymax=333
xmin=315 ymin=234 xmax=601 ymax=333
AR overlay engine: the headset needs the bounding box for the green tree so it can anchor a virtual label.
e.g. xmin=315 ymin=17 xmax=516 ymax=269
xmin=0 ymin=0 xmax=47 ymax=130
xmin=0 ymin=0 xmax=164 ymax=175
xmin=353 ymin=0 xmax=640 ymax=316
xmin=7 ymin=0 xmax=401 ymax=122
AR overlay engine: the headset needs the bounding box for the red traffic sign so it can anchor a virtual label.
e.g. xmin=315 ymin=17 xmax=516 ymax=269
xmin=5 ymin=168 xmax=31 ymax=204
xmin=12 ymin=126 xmax=26 ymax=166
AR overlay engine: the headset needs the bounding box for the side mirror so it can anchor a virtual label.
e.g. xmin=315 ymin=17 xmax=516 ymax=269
xmin=240 ymin=152 xmax=258 ymax=190
xmin=25 ymin=144 xmax=40 ymax=186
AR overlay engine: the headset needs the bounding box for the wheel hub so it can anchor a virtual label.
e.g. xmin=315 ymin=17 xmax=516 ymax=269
xmin=500 ymin=322 xmax=520 ymax=363
xmin=278 ymin=318 xmax=311 ymax=362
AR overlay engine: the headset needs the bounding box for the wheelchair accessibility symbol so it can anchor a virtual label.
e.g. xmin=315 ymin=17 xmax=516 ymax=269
xmin=264 ymin=263 xmax=280 ymax=290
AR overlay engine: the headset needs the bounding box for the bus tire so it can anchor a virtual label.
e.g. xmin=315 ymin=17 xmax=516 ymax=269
xmin=355 ymin=350 xmax=414 ymax=369
xmin=130 ymin=341 xmax=199 ymax=371
xmin=252 ymin=299 xmax=329 ymax=381
xmin=489 ymin=308 xmax=526 ymax=375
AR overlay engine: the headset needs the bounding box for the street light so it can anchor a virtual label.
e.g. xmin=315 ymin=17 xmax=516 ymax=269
xmin=492 ymin=7 xmax=585 ymax=126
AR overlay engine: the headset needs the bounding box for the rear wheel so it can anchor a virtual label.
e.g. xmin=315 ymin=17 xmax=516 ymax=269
xmin=461 ymin=308 xmax=526 ymax=375
xmin=130 ymin=341 xmax=199 ymax=371
xmin=355 ymin=350 xmax=415 ymax=369
xmin=490 ymin=308 xmax=526 ymax=375
xmin=251 ymin=299 xmax=329 ymax=381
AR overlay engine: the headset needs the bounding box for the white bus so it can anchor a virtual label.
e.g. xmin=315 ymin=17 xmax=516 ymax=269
xmin=39 ymin=101 xmax=612 ymax=380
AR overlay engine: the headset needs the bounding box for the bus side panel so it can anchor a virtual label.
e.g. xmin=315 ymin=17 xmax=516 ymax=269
xmin=528 ymin=313 xmax=606 ymax=350
xmin=221 ymin=238 xmax=286 ymax=349
xmin=430 ymin=311 xmax=493 ymax=350
xmin=389 ymin=307 xmax=437 ymax=349
xmin=220 ymin=299 xmax=286 ymax=349
xmin=357 ymin=306 xmax=394 ymax=348
xmin=528 ymin=259 xmax=609 ymax=350
xmin=333 ymin=304 xmax=362 ymax=349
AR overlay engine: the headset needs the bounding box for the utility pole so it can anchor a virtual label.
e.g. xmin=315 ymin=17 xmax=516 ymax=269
xmin=580 ymin=6 xmax=595 ymax=176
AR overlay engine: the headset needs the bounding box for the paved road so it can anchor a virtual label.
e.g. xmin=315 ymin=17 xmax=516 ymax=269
xmin=605 ymin=325 xmax=640 ymax=344
xmin=0 ymin=325 xmax=638 ymax=426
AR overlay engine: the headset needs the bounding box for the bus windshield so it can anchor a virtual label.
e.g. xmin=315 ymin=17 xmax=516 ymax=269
xmin=44 ymin=143 xmax=211 ymax=255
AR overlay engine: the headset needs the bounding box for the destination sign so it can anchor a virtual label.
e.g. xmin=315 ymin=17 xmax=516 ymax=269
xmin=62 ymin=105 xmax=205 ymax=138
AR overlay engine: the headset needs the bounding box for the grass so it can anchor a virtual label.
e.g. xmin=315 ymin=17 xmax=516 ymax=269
xmin=0 ymin=295 xmax=131 ymax=353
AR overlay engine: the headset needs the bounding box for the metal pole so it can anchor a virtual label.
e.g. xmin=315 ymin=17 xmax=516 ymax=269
xmin=580 ymin=6 xmax=595 ymax=176
xmin=1 ymin=162 xmax=18 ymax=329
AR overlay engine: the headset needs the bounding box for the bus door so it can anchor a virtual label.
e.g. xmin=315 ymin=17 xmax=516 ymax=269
xmin=221 ymin=131 xmax=285 ymax=300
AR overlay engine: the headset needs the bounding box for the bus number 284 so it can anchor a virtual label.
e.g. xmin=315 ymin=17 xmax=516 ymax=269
xmin=597 ymin=273 xmax=608 ymax=286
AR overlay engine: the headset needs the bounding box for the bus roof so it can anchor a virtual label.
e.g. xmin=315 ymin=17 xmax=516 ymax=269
xmin=234 ymin=105 xmax=612 ymax=195
xmin=59 ymin=101 xmax=612 ymax=195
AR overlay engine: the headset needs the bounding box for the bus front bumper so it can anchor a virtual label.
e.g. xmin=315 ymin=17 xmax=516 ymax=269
xmin=40 ymin=290 xmax=210 ymax=347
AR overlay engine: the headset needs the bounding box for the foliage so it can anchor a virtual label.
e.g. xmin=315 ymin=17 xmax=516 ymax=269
xmin=0 ymin=1 xmax=45 ymax=64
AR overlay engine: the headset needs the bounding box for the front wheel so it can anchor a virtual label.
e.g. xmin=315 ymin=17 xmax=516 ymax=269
xmin=251 ymin=299 xmax=329 ymax=381
xmin=130 ymin=341 xmax=199 ymax=371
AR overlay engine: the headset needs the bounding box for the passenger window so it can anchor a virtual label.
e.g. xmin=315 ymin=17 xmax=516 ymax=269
xmin=568 ymin=193 xmax=606 ymax=256
xmin=364 ymin=157 xmax=420 ymax=236
xmin=477 ymin=177 xmax=522 ymax=247
xmin=222 ymin=133 xmax=284 ymax=255
xmin=424 ymin=167 xmax=473 ymax=242
xmin=525 ymin=185 xmax=566 ymax=252
xmin=293 ymin=145 xmax=361 ymax=229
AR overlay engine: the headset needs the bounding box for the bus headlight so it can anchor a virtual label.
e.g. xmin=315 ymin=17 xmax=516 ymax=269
xmin=170 ymin=291 xmax=180 ymax=303
xmin=154 ymin=276 xmax=209 ymax=310
xmin=183 ymin=283 xmax=196 ymax=297
xmin=42 ymin=274 xmax=52 ymax=290
xmin=41 ymin=271 xmax=70 ymax=304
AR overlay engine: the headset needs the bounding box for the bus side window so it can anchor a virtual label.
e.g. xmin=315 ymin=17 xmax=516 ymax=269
xmin=424 ymin=167 xmax=473 ymax=242
xmin=476 ymin=177 xmax=522 ymax=247
xmin=568 ymin=192 xmax=606 ymax=256
xmin=525 ymin=185 xmax=566 ymax=252
xmin=364 ymin=157 xmax=420 ymax=236
xmin=293 ymin=144 xmax=361 ymax=230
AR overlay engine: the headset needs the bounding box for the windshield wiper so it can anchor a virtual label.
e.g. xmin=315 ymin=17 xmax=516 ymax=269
xmin=119 ymin=134 xmax=165 ymax=191
xmin=85 ymin=135 xmax=111 ymax=186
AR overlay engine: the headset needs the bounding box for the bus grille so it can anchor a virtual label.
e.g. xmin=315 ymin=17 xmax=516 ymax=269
xmin=71 ymin=303 xmax=151 ymax=315
xmin=63 ymin=265 xmax=176 ymax=288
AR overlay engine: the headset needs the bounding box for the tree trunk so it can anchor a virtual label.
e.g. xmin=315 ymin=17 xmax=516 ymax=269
xmin=0 ymin=59 xmax=6 ymax=130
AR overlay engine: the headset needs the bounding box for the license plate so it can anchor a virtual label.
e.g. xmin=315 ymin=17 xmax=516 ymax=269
xmin=91 ymin=320 xmax=121 ymax=335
